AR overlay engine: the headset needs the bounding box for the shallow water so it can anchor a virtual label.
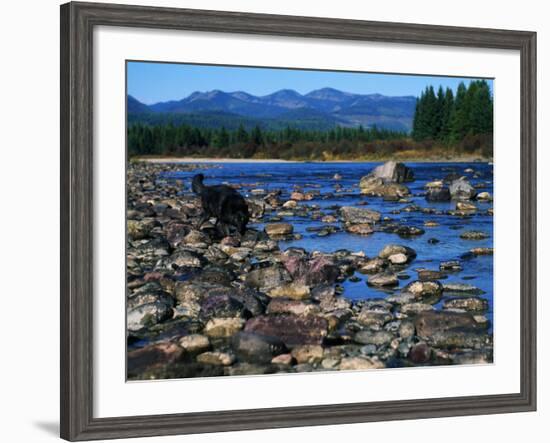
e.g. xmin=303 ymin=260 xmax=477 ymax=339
xmin=162 ymin=161 xmax=494 ymax=326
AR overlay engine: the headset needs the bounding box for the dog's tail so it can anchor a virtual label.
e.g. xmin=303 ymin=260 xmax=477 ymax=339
xmin=191 ymin=174 xmax=205 ymax=195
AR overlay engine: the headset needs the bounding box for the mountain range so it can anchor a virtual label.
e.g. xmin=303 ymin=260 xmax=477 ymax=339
xmin=128 ymin=88 xmax=417 ymax=132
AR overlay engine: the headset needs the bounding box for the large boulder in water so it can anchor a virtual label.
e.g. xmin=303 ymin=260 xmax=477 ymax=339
xmin=370 ymin=161 xmax=414 ymax=183
xmin=450 ymin=178 xmax=477 ymax=200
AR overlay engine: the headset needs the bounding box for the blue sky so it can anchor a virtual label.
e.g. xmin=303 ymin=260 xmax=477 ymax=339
xmin=127 ymin=61 xmax=493 ymax=105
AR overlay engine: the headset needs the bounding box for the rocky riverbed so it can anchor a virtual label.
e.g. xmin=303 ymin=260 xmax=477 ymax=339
xmin=126 ymin=160 xmax=494 ymax=380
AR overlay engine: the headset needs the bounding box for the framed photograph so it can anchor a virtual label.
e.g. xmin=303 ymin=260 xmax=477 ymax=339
xmin=60 ymin=1 xmax=537 ymax=440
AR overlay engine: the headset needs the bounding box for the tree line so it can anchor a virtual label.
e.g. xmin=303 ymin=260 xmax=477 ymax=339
xmin=412 ymin=80 xmax=493 ymax=145
xmin=127 ymin=80 xmax=493 ymax=159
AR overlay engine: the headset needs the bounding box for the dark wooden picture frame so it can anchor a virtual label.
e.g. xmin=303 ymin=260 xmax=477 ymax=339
xmin=60 ymin=1 xmax=537 ymax=440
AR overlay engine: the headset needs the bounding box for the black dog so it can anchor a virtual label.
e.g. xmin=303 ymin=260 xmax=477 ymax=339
xmin=191 ymin=173 xmax=249 ymax=236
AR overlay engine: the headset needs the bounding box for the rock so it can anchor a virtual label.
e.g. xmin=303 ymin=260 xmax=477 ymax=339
xmin=245 ymin=265 xmax=292 ymax=290
xmin=404 ymin=280 xmax=443 ymax=303
xmin=386 ymin=292 xmax=416 ymax=304
xmin=416 ymin=269 xmax=446 ymax=281
xmin=232 ymin=332 xmax=287 ymax=363
xmin=127 ymin=301 xmax=173 ymax=332
xmin=354 ymin=330 xmax=394 ymax=346
xmin=450 ymin=178 xmax=476 ymax=200
xmin=359 ymin=176 xmax=410 ymax=198
xmin=388 ymin=253 xmax=408 ymax=265
xmin=340 ymin=206 xmax=381 ymax=224
xmin=127 ymin=219 xmax=154 ymax=240
xmin=367 ymin=272 xmax=399 ymax=287
xmin=339 ymin=357 xmax=385 ymax=370
xmin=424 ymin=220 xmax=439 ymax=227
xmin=127 ymin=343 xmax=184 ymax=375
xmin=199 ymin=294 xmax=248 ymax=319
xmin=359 ymin=257 xmax=388 ymax=274
xmin=409 ymin=343 xmax=432 ymax=364
xmin=291 ymin=345 xmax=324 ymax=364
xmin=204 ymin=318 xmax=245 ymax=338
xmin=196 ymin=351 xmax=235 ymax=366
xmin=246 ymin=198 xmax=266 ymax=218
xmin=267 ymin=298 xmax=319 ymax=316
xmin=268 ymin=283 xmax=311 ymax=300
xmin=453 ymin=351 xmax=491 ymax=365
xmin=357 ymin=309 xmax=393 ymax=328
xmin=476 ymin=192 xmax=492 ymax=201
xmin=460 ymin=231 xmax=489 ymax=240
xmin=178 ymin=334 xmax=210 ymax=353
xmin=428 ymin=331 xmax=491 ymax=348
xmin=321 ymin=357 xmax=341 ymax=369
xmin=161 ymin=250 xmax=204 ymax=269
xmin=469 ymin=247 xmax=494 ymax=255
xmin=442 ymin=283 xmax=484 ymax=295
xmin=370 ymin=161 xmax=414 ymax=183
xmin=440 ymin=261 xmax=462 ymax=272
xmin=305 ymin=256 xmax=340 ymax=286
xmin=378 ymin=244 xmax=416 ymax=261
xmin=443 ymin=297 xmax=489 ymax=312
xmin=415 ymin=311 xmax=484 ymax=337
xmin=398 ymin=321 xmax=415 ymax=338
xmin=400 ymin=303 xmax=435 ymax=314
xmin=271 ymin=354 xmax=294 ymax=365
xmin=282 ymin=200 xmax=297 ymax=209
xmin=265 ymin=223 xmax=294 ymax=237
xmin=244 ymin=314 xmax=328 ymax=346
xmin=345 ymin=223 xmax=374 ymax=236
xmin=456 ymin=201 xmax=477 ymax=211
xmin=426 ymin=186 xmax=451 ymax=202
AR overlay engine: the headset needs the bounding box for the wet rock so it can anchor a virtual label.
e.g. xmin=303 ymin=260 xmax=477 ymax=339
xmin=282 ymin=200 xmax=297 ymax=209
xmin=453 ymin=351 xmax=491 ymax=365
xmin=196 ymin=351 xmax=235 ymax=366
xmin=160 ymin=250 xmax=205 ymax=270
xmin=268 ymin=283 xmax=311 ymax=300
xmin=450 ymin=178 xmax=476 ymax=200
xmin=359 ymin=176 xmax=410 ymax=198
xmin=386 ymin=292 xmax=416 ymax=304
xmin=128 ymin=219 xmax=154 ymax=240
xmin=291 ymin=345 xmax=324 ymax=364
xmin=416 ymin=269 xmax=446 ymax=281
xmin=345 ymin=223 xmax=374 ymax=236
xmin=339 ymin=356 xmax=385 ymax=370
xmin=358 ymin=257 xmax=388 ymax=274
xmin=398 ymin=321 xmax=415 ymax=338
xmin=370 ymin=161 xmax=414 ymax=183
xmin=400 ymin=303 xmax=435 ymax=314
xmin=354 ymin=330 xmax=394 ymax=346
xmin=245 ymin=265 xmax=292 ymax=290
xmin=204 ymin=318 xmax=245 ymax=338
xmin=367 ymin=272 xmax=399 ymax=287
xmin=442 ymin=283 xmax=484 ymax=295
xmin=469 ymin=247 xmax=494 ymax=256
xmin=456 ymin=201 xmax=477 ymax=211
xmin=199 ymin=294 xmax=248 ymax=320
xmin=272 ymin=354 xmax=294 ymax=365
xmin=340 ymin=206 xmax=381 ymax=224
xmin=460 ymin=230 xmax=490 ymax=240
xmin=426 ymin=186 xmax=451 ymax=202
xmin=244 ymin=314 xmax=328 ymax=346
xmin=127 ymin=301 xmax=173 ymax=332
xmin=440 ymin=261 xmax=462 ymax=272
xmin=443 ymin=297 xmax=489 ymax=312
xmin=178 ymin=334 xmax=210 ymax=353
xmin=232 ymin=332 xmax=287 ymax=363
xmin=403 ymin=280 xmax=443 ymax=303
xmin=388 ymin=253 xmax=408 ymax=265
xmin=265 ymin=223 xmax=294 ymax=237
xmin=378 ymin=244 xmax=416 ymax=261
xmin=409 ymin=343 xmax=432 ymax=364
xmin=127 ymin=342 xmax=183 ymax=375
xmin=415 ymin=311 xmax=484 ymax=338
xmin=428 ymin=331 xmax=491 ymax=349
xmin=357 ymin=308 xmax=393 ymax=328
xmin=476 ymin=192 xmax=492 ymax=201
xmin=267 ymin=298 xmax=320 ymax=316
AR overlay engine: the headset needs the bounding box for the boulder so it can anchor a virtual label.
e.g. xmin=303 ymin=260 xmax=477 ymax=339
xmin=232 ymin=332 xmax=287 ymax=363
xmin=414 ymin=311 xmax=484 ymax=338
xmin=127 ymin=301 xmax=173 ymax=332
xmin=443 ymin=297 xmax=489 ymax=312
xmin=127 ymin=342 xmax=183 ymax=375
xmin=340 ymin=206 xmax=381 ymax=224
xmin=378 ymin=244 xmax=416 ymax=261
xmin=244 ymin=314 xmax=328 ymax=346
xmin=245 ymin=265 xmax=292 ymax=290
xmin=403 ymin=280 xmax=443 ymax=303
xmin=204 ymin=318 xmax=245 ymax=338
xmin=339 ymin=357 xmax=385 ymax=370
xmin=354 ymin=330 xmax=394 ymax=346
xmin=367 ymin=272 xmax=399 ymax=287
xmin=264 ymin=223 xmax=294 ymax=237
xmin=460 ymin=230 xmax=490 ymax=240
xmin=450 ymin=178 xmax=476 ymax=200
xmin=291 ymin=345 xmax=324 ymax=364
xmin=426 ymin=186 xmax=451 ymax=202
xmin=370 ymin=161 xmax=414 ymax=183
xmin=196 ymin=351 xmax=235 ymax=366
xmin=267 ymin=299 xmax=320 ymax=316
xmin=178 ymin=334 xmax=210 ymax=354
xmin=268 ymin=283 xmax=311 ymax=300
